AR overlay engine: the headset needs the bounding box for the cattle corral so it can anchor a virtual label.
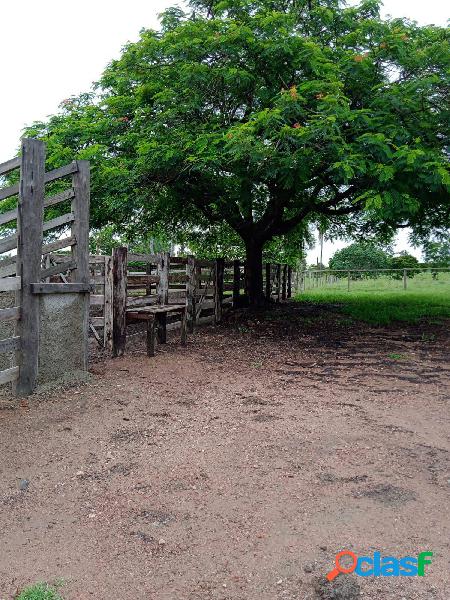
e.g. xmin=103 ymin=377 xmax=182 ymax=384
xmin=0 ymin=140 xmax=293 ymax=396
xmin=0 ymin=141 xmax=449 ymax=600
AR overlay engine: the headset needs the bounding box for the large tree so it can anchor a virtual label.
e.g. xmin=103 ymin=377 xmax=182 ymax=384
xmin=23 ymin=0 xmax=449 ymax=304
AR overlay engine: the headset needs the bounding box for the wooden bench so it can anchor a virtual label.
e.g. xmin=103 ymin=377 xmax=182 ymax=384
xmin=126 ymin=304 xmax=187 ymax=357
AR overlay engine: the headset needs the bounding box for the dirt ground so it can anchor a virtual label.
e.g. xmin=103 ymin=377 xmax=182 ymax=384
xmin=0 ymin=304 xmax=449 ymax=600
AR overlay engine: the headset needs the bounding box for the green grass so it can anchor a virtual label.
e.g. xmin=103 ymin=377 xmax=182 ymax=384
xmin=15 ymin=583 xmax=63 ymax=600
xmin=295 ymin=285 xmax=450 ymax=325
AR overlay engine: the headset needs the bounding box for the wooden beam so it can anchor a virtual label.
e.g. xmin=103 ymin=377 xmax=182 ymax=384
xmin=31 ymin=283 xmax=91 ymax=294
xmin=44 ymin=161 xmax=78 ymax=183
xmin=157 ymin=252 xmax=170 ymax=305
xmin=0 ymin=277 xmax=21 ymax=292
xmin=0 ymin=336 xmax=21 ymax=354
xmin=103 ymin=255 xmax=113 ymax=350
xmin=112 ymin=247 xmax=127 ymax=357
xmin=16 ymin=138 xmax=45 ymax=396
xmin=71 ymin=160 xmax=90 ymax=369
xmin=0 ymin=183 xmax=19 ymax=202
xmin=287 ymin=266 xmax=292 ymax=298
xmin=42 ymin=236 xmax=76 ymax=255
xmin=0 ymin=156 xmax=20 ymax=176
xmin=186 ymin=256 xmax=196 ymax=333
xmin=265 ymin=263 xmax=271 ymax=299
xmin=233 ymin=260 xmax=241 ymax=307
xmin=0 ymin=306 xmax=20 ymax=322
xmin=282 ymin=264 xmax=288 ymax=301
xmin=0 ymin=366 xmax=19 ymax=385
xmin=0 ymin=189 xmax=75 ymax=228
xmin=40 ymin=260 xmax=76 ymax=280
xmin=128 ymin=253 xmax=162 ymax=264
xmin=214 ymin=258 xmax=225 ymax=324
xmin=43 ymin=212 xmax=75 ymax=232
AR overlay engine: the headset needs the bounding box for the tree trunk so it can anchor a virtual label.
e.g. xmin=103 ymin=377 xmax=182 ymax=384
xmin=244 ymin=239 xmax=266 ymax=307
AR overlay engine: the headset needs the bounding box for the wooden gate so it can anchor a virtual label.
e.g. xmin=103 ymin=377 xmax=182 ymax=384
xmin=0 ymin=139 xmax=90 ymax=396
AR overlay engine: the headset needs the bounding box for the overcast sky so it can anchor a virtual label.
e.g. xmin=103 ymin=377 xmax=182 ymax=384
xmin=0 ymin=1 xmax=447 ymax=263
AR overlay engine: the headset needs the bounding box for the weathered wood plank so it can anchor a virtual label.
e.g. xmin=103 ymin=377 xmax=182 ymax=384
xmin=31 ymin=283 xmax=91 ymax=294
xmin=282 ymin=264 xmax=288 ymax=301
xmin=0 ymin=306 xmax=20 ymax=321
xmin=287 ymin=266 xmax=292 ymax=298
xmin=40 ymin=260 xmax=76 ymax=280
xmin=0 ymin=336 xmax=21 ymax=354
xmin=0 ymin=276 xmax=21 ymax=292
xmin=0 ymin=233 xmax=18 ymax=254
xmin=265 ymin=263 xmax=271 ymax=298
xmin=112 ymin=247 xmax=127 ymax=357
xmin=0 ymin=263 xmax=17 ymax=278
xmin=126 ymin=295 xmax=158 ymax=307
xmin=214 ymin=258 xmax=224 ymax=324
xmin=0 ymin=183 xmax=19 ymax=202
xmin=91 ymin=317 xmax=105 ymax=327
xmin=43 ymin=212 xmax=75 ymax=232
xmin=186 ymin=256 xmax=196 ymax=333
xmin=147 ymin=318 xmax=156 ymax=357
xmin=0 ymin=189 xmax=76 ymax=228
xmin=103 ymin=255 xmax=113 ymax=349
xmin=168 ymin=273 xmax=188 ymax=284
xmin=45 ymin=188 xmax=75 ymax=208
xmin=128 ymin=253 xmax=162 ymax=265
xmin=42 ymin=236 xmax=76 ymax=255
xmin=127 ymin=274 xmax=160 ymax=285
xmin=0 ymin=366 xmax=19 ymax=385
xmin=44 ymin=162 xmax=78 ymax=183
xmin=233 ymin=260 xmax=240 ymax=307
xmin=157 ymin=252 xmax=170 ymax=305
xmin=169 ymin=256 xmax=188 ymax=265
xmin=90 ymin=294 xmax=105 ymax=305
xmin=0 ymin=156 xmax=20 ymax=176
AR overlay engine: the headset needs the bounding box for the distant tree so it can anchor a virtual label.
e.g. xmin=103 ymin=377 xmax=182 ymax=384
xmin=390 ymin=251 xmax=420 ymax=279
xmin=422 ymin=239 xmax=450 ymax=268
xmin=20 ymin=0 xmax=450 ymax=304
xmin=329 ymin=242 xmax=390 ymax=274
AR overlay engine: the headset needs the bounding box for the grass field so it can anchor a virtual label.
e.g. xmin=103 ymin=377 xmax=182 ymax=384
xmin=295 ymin=274 xmax=450 ymax=325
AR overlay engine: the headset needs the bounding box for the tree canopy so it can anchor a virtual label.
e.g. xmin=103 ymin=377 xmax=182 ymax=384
xmin=21 ymin=0 xmax=450 ymax=303
xmin=329 ymin=241 xmax=390 ymax=271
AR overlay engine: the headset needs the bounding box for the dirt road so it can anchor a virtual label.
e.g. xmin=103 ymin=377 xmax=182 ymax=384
xmin=0 ymin=305 xmax=449 ymax=599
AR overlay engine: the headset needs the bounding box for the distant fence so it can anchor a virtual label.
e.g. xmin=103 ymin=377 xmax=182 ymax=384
xmin=296 ymin=268 xmax=450 ymax=293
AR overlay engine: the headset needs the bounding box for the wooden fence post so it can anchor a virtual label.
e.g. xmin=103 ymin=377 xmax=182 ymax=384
xmin=282 ymin=264 xmax=288 ymax=300
xmin=265 ymin=263 xmax=271 ymax=299
xmin=287 ymin=266 xmax=292 ymax=298
xmin=403 ymin=269 xmax=407 ymax=290
xmin=186 ymin=256 xmax=196 ymax=333
xmin=347 ymin=271 xmax=351 ymax=292
xmin=157 ymin=251 xmax=170 ymax=305
xmin=104 ymin=255 xmax=113 ymax=350
xmin=276 ymin=264 xmax=282 ymax=302
xmin=16 ymin=139 xmax=46 ymax=396
xmin=71 ymin=160 xmax=90 ymax=369
xmin=112 ymin=247 xmax=127 ymax=357
xmin=233 ymin=260 xmax=241 ymax=307
xmin=214 ymin=258 xmax=225 ymax=324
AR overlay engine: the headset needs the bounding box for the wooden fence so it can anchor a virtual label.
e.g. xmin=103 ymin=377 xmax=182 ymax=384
xmin=0 ymin=139 xmax=90 ymax=396
xmin=65 ymin=249 xmax=292 ymax=356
